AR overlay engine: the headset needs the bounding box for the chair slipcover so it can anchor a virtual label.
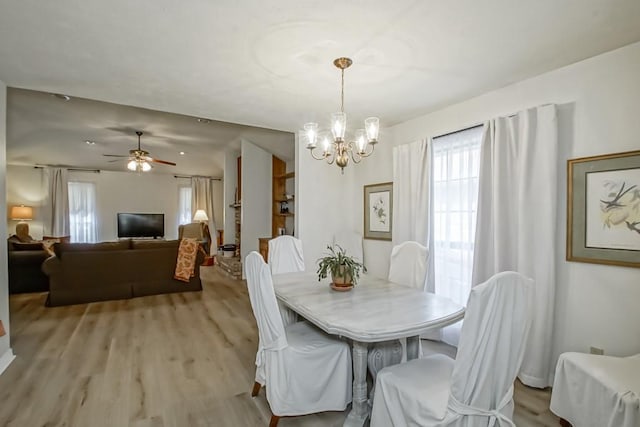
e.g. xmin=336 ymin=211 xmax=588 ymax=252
xmin=268 ymin=235 xmax=305 ymax=274
xmin=268 ymin=236 xmax=305 ymax=326
xmin=371 ymin=271 xmax=534 ymax=427
xmin=333 ymin=231 xmax=364 ymax=263
xmin=178 ymin=222 xmax=211 ymax=254
xmin=388 ymin=241 xmax=428 ymax=290
xmin=244 ymin=252 xmax=352 ymax=416
xmin=550 ymin=352 xmax=640 ymax=427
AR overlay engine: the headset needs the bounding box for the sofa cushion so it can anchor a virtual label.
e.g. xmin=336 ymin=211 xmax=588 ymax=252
xmin=43 ymin=235 xmax=71 ymax=243
xmin=131 ymin=239 xmax=179 ymax=250
xmin=53 ymin=240 xmax=131 ymax=258
xmin=12 ymin=242 xmax=44 ymax=251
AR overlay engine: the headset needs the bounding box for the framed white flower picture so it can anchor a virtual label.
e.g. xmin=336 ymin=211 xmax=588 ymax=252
xmin=364 ymin=182 xmax=393 ymax=241
xmin=567 ymin=150 xmax=640 ymax=268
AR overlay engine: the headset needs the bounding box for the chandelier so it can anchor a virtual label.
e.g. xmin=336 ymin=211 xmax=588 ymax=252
xmin=302 ymin=57 xmax=379 ymax=173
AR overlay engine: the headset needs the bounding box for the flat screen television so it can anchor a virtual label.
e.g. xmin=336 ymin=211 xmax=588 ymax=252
xmin=117 ymin=213 xmax=164 ymax=239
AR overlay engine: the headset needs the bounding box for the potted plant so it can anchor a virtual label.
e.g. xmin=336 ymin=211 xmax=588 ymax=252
xmin=316 ymin=244 xmax=366 ymax=290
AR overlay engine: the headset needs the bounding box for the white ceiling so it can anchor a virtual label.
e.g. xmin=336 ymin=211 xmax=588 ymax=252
xmin=5 ymin=88 xmax=293 ymax=176
xmin=1 ymin=0 xmax=640 ymax=170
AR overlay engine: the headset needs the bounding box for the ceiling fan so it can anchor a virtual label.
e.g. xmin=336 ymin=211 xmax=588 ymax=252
xmin=103 ymin=131 xmax=176 ymax=172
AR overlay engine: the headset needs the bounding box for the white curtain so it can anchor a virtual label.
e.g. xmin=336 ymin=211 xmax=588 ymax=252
xmin=178 ymin=186 xmax=192 ymax=225
xmin=68 ymin=181 xmax=98 ymax=243
xmin=191 ymin=177 xmax=216 ymax=254
xmin=432 ymin=126 xmax=483 ymax=345
xmin=472 ymin=104 xmax=558 ymax=388
xmin=392 ymin=139 xmax=433 ymax=291
xmin=47 ymin=167 xmax=70 ymax=236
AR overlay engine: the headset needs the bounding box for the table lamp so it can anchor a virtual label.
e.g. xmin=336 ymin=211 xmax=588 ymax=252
xmin=193 ymin=209 xmax=209 ymax=223
xmin=10 ymin=205 xmax=34 ymax=237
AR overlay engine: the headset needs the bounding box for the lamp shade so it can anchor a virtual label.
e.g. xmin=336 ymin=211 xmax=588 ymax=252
xmin=193 ymin=209 xmax=209 ymax=222
xmin=10 ymin=205 xmax=33 ymax=220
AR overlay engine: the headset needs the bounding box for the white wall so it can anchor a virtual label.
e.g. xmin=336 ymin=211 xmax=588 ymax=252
xmin=6 ymin=166 xmax=209 ymax=241
xmin=353 ymin=42 xmax=640 ymax=364
xmin=70 ymin=170 xmax=184 ymax=241
xmin=346 ymin=129 xmax=394 ymax=278
xmin=240 ymin=140 xmax=271 ymax=262
xmin=223 ymin=149 xmax=239 ymax=245
xmin=210 ymin=179 xmax=224 ymax=233
xmin=0 ymin=80 xmax=14 ymax=374
xmin=296 ymin=134 xmax=358 ymax=271
xmin=6 ymin=166 xmax=48 ymax=240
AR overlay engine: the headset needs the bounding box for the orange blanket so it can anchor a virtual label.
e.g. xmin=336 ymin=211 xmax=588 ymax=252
xmin=174 ymin=238 xmax=199 ymax=282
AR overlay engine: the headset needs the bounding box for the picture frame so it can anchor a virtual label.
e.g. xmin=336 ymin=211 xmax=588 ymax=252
xmin=567 ymin=150 xmax=640 ymax=268
xmin=364 ymin=182 xmax=393 ymax=241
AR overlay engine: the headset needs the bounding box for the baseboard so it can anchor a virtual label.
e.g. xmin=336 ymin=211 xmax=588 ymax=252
xmin=0 ymin=348 xmax=15 ymax=376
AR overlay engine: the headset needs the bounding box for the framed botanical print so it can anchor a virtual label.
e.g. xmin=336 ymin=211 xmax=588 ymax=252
xmin=364 ymin=182 xmax=393 ymax=241
xmin=567 ymin=150 xmax=640 ymax=268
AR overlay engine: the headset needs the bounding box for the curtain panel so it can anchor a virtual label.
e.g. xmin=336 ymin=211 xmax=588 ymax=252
xmin=432 ymin=126 xmax=483 ymax=345
xmin=472 ymin=104 xmax=559 ymax=388
xmin=68 ymin=181 xmax=98 ymax=243
xmin=392 ymin=139 xmax=433 ymax=291
xmin=47 ymin=167 xmax=70 ymax=237
xmin=191 ymin=177 xmax=216 ymax=254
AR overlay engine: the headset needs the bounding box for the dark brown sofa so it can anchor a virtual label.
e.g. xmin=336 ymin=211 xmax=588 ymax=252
xmin=8 ymin=239 xmax=51 ymax=294
xmin=42 ymin=239 xmax=203 ymax=306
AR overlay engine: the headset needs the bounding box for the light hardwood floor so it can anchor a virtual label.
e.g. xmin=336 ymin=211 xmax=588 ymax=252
xmin=0 ymin=267 xmax=560 ymax=426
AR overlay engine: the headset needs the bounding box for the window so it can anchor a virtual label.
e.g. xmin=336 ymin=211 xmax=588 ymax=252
xmin=68 ymin=181 xmax=98 ymax=243
xmin=178 ymin=185 xmax=192 ymax=225
xmin=432 ymin=126 xmax=483 ymax=342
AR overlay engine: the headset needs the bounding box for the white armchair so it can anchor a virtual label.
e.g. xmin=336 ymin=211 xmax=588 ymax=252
xmin=244 ymin=252 xmax=352 ymax=427
xmin=371 ymin=271 xmax=534 ymax=427
xmin=550 ymin=352 xmax=640 ymax=427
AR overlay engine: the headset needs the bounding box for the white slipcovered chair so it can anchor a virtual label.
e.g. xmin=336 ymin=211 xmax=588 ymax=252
xmin=370 ymin=240 xmax=428 ymax=367
xmin=244 ymin=252 xmax=352 ymax=426
xmin=267 ymin=235 xmax=305 ymax=326
xmin=268 ymin=235 xmax=305 ymax=274
xmin=371 ymin=271 xmax=534 ymax=427
xmin=333 ymin=231 xmax=364 ymax=264
xmin=550 ymin=352 xmax=640 ymax=427
xmin=388 ymin=241 xmax=428 ymax=290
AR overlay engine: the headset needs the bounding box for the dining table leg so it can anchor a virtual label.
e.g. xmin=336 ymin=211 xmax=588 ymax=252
xmin=406 ymin=335 xmax=420 ymax=360
xmin=344 ymin=340 xmax=369 ymax=427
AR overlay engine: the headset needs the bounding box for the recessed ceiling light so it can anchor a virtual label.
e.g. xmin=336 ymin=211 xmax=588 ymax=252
xmin=179 ymin=151 xmax=185 ymax=155
xmin=53 ymin=93 xmax=71 ymax=101
xmin=85 ymin=140 xmax=96 ymax=145
xmin=196 ymin=118 xmax=211 ymax=124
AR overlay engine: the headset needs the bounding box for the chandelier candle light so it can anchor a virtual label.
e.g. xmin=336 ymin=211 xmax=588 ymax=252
xmin=303 ymin=57 xmax=379 ymax=173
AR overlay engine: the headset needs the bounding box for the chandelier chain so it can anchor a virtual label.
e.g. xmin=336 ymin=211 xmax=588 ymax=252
xmin=340 ymin=68 xmax=345 ymax=113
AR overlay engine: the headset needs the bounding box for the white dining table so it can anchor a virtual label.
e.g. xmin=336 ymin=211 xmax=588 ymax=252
xmin=272 ymin=272 xmax=465 ymax=427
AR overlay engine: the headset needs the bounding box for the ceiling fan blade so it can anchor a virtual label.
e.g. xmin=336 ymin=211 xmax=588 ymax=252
xmin=148 ymin=158 xmax=176 ymax=166
xmin=103 ymin=154 xmax=129 ymax=158
xmin=107 ymin=159 xmax=123 ymax=163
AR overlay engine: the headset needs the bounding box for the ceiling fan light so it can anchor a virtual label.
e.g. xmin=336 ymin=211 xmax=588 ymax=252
xmin=141 ymin=161 xmax=151 ymax=172
xmin=127 ymin=160 xmax=137 ymax=171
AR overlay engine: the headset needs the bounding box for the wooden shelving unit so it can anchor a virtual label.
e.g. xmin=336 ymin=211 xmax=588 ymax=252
xmin=272 ymin=157 xmax=295 ymax=237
